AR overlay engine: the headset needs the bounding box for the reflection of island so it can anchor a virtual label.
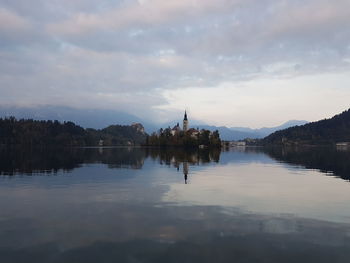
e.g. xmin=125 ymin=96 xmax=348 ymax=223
xmin=262 ymin=146 xmax=350 ymax=181
xmin=147 ymin=147 xmax=220 ymax=184
xmin=0 ymin=147 xmax=221 ymax=176
xmin=147 ymin=147 xmax=220 ymax=165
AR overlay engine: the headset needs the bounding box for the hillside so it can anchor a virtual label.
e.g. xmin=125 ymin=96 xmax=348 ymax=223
xmin=263 ymin=109 xmax=350 ymax=145
xmin=0 ymin=118 xmax=147 ymax=147
xmin=0 ymin=105 xmax=157 ymax=133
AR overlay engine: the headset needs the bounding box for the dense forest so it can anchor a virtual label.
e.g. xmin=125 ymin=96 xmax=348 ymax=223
xmin=262 ymin=109 xmax=350 ymax=145
xmin=0 ymin=117 xmax=147 ymax=147
xmin=146 ymin=128 xmax=221 ymax=148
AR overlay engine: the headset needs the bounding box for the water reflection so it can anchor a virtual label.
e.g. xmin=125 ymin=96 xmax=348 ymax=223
xmin=261 ymin=146 xmax=350 ymax=181
xmin=2 ymin=145 xmax=349 ymax=184
xmin=1 ymin=208 xmax=349 ymax=263
xmin=1 ymin=146 xmax=350 ymax=262
xmin=0 ymin=147 xmax=145 ymax=175
xmin=0 ymin=147 xmax=220 ymax=176
xmin=183 ymin=162 xmax=188 ymax=184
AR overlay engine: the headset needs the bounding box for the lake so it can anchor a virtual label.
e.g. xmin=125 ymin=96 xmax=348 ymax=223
xmin=0 ymin=146 xmax=350 ymax=263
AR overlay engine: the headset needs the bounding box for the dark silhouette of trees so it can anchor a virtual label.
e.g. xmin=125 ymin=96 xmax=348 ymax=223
xmin=0 ymin=117 xmax=147 ymax=147
xmin=0 ymin=146 xmax=221 ymax=176
xmin=145 ymin=128 xmax=221 ymax=148
xmin=263 ymin=146 xmax=350 ymax=181
xmin=263 ymin=109 xmax=350 ymax=145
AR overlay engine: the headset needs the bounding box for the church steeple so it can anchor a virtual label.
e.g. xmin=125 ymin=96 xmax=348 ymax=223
xmin=183 ymin=110 xmax=188 ymax=131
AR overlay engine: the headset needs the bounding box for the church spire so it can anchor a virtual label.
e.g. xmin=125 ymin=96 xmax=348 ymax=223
xmin=183 ymin=110 xmax=188 ymax=131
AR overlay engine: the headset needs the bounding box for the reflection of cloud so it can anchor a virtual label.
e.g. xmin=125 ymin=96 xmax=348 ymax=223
xmin=163 ymin=163 xmax=350 ymax=224
xmin=1 ymin=147 xmax=350 ymax=261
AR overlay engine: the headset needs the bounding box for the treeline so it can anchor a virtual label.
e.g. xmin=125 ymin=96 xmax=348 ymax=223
xmin=263 ymin=109 xmax=350 ymax=145
xmin=0 ymin=117 xmax=147 ymax=147
xmin=146 ymin=128 xmax=221 ymax=148
xmin=88 ymin=123 xmax=147 ymax=146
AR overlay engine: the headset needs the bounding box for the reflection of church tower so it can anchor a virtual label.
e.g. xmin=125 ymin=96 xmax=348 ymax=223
xmin=183 ymin=161 xmax=189 ymax=184
xmin=183 ymin=110 xmax=188 ymax=132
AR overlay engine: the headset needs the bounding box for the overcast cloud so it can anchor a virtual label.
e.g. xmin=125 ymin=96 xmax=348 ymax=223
xmin=1 ymin=0 xmax=350 ymax=127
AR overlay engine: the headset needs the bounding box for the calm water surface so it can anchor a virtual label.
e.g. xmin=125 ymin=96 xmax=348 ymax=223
xmin=1 ymin=146 xmax=350 ymax=262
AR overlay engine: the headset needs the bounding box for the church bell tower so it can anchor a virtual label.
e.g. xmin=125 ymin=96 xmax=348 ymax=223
xmin=183 ymin=110 xmax=188 ymax=132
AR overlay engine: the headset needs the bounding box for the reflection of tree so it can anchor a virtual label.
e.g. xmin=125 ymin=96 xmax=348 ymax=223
xmin=263 ymin=146 xmax=350 ymax=181
xmin=0 ymin=147 xmax=83 ymax=175
xmin=0 ymin=147 xmax=146 ymax=175
xmin=146 ymin=147 xmax=220 ymax=166
xmin=0 ymin=147 xmax=221 ymax=176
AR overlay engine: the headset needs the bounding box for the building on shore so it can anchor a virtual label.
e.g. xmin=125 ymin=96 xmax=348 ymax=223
xmin=230 ymin=141 xmax=246 ymax=147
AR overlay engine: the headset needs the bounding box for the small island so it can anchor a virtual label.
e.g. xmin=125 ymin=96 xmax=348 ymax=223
xmin=145 ymin=111 xmax=221 ymax=148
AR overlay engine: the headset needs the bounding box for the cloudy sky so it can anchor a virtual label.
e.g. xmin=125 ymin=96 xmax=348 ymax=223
xmin=1 ymin=0 xmax=350 ymax=127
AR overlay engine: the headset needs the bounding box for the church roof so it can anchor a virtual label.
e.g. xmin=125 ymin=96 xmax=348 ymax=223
xmin=172 ymin=123 xmax=181 ymax=130
xmin=184 ymin=110 xmax=188 ymax=121
xmin=187 ymin=128 xmax=198 ymax=133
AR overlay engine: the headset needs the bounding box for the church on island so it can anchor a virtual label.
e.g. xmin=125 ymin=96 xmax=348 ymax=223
xmin=170 ymin=111 xmax=199 ymax=138
xmin=146 ymin=110 xmax=221 ymax=147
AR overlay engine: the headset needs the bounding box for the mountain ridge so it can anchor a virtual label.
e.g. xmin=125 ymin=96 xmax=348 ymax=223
xmin=0 ymin=105 xmax=158 ymax=133
xmin=230 ymin=120 xmax=308 ymax=137
xmin=263 ymin=108 xmax=350 ymax=145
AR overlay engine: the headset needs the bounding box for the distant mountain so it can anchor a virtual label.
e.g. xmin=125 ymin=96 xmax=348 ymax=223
xmin=230 ymin=120 xmax=308 ymax=138
xmin=0 ymin=106 xmax=157 ymax=133
xmin=196 ymin=121 xmax=308 ymax=141
xmin=263 ymin=109 xmax=350 ymax=145
xmin=196 ymin=125 xmax=255 ymax=141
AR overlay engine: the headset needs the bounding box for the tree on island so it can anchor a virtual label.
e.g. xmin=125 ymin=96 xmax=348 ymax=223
xmin=145 ymin=128 xmax=221 ymax=148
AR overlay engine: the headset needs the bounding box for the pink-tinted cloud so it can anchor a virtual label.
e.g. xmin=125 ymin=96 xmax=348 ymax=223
xmin=1 ymin=0 xmax=350 ymax=125
xmin=48 ymin=0 xmax=242 ymax=36
xmin=0 ymin=7 xmax=31 ymax=33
